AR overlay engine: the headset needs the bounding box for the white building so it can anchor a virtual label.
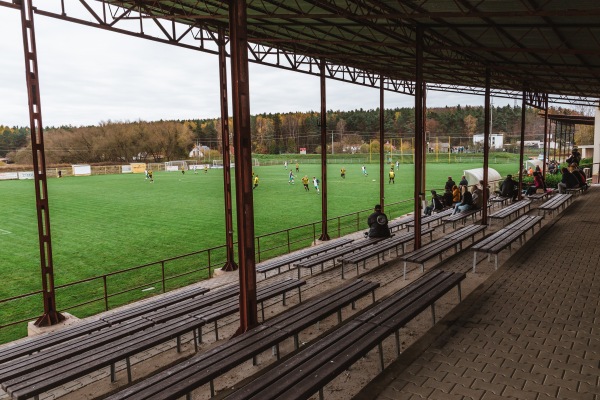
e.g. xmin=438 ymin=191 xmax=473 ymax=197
xmin=472 ymin=133 xmax=504 ymax=149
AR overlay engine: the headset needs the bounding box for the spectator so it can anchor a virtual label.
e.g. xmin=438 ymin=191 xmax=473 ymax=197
xmin=367 ymin=204 xmax=391 ymax=238
xmin=572 ymin=166 xmax=587 ymax=190
xmin=443 ymin=188 xmax=454 ymax=207
xmin=445 ymin=176 xmax=456 ymax=191
xmin=471 ymin=185 xmax=483 ymax=209
xmin=452 ymin=190 xmax=474 ymax=215
xmin=478 ymin=180 xmax=490 ymax=203
xmin=566 ymin=148 xmax=582 ymax=165
xmin=500 ymin=174 xmax=518 ymax=201
xmin=452 ymin=185 xmax=461 ymax=205
xmin=424 ymin=190 xmax=444 ymax=216
xmin=526 ymin=171 xmax=545 ymax=195
xmin=557 ymin=167 xmax=579 ymax=193
xmin=458 ymin=175 xmax=469 ymax=194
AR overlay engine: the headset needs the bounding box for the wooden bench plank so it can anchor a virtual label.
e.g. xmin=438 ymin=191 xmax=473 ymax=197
xmin=538 ymin=193 xmax=573 ymax=218
xmin=487 ymin=199 xmax=531 ymax=226
xmin=220 ymin=271 xmax=465 ymax=400
xmin=256 ymin=238 xmax=354 ymax=278
xmin=340 ymin=228 xmax=434 ymax=278
xmin=104 ymin=280 xmax=378 ymax=400
xmin=471 ymin=228 xmax=524 ymax=271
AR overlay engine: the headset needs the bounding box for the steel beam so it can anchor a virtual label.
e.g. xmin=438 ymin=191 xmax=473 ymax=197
xmin=482 ymin=68 xmax=491 ymax=224
xmin=19 ymin=0 xmax=64 ymax=327
xmin=518 ymin=90 xmax=526 ymax=200
xmin=230 ymin=0 xmax=258 ymax=333
xmin=318 ymin=59 xmax=330 ymax=241
xmin=413 ymin=25 xmax=424 ymax=250
xmin=379 ymin=78 xmax=385 ymax=210
xmin=218 ymin=27 xmax=238 ymax=272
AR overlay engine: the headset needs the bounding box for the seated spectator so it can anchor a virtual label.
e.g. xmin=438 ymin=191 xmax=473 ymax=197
xmin=478 ymin=180 xmax=490 ymax=203
xmin=367 ymin=204 xmax=391 ymax=238
xmin=526 ymin=171 xmax=545 ymax=195
xmin=500 ymin=174 xmax=518 ymax=201
xmin=572 ymin=167 xmax=587 ymax=190
xmin=471 ymin=185 xmax=483 ymax=209
xmin=558 ymin=167 xmax=579 ymax=193
xmin=452 ymin=190 xmax=474 ymax=215
xmin=424 ymin=190 xmax=444 ymax=216
xmin=443 ymin=188 xmax=453 ymax=207
xmin=445 ymin=176 xmax=456 ymax=192
xmin=452 ymin=185 xmax=461 ymax=204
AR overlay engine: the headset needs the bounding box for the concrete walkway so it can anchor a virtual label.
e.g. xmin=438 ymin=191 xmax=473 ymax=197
xmin=356 ymin=187 xmax=600 ymax=400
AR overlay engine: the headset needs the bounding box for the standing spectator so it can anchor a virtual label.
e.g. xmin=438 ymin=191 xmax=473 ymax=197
xmin=424 ymin=190 xmax=444 ymax=216
xmin=367 ymin=204 xmax=391 ymax=238
xmin=500 ymin=174 xmax=518 ymax=201
xmin=558 ymin=167 xmax=579 ymax=193
xmin=445 ymin=176 xmax=456 ymax=191
xmin=566 ymin=148 xmax=582 ymax=165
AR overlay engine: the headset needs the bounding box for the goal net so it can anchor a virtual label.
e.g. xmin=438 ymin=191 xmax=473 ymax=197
xmin=164 ymin=160 xmax=188 ymax=172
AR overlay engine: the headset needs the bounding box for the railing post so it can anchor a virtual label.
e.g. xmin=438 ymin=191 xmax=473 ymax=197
xmin=207 ymin=249 xmax=212 ymax=278
xmin=287 ymin=230 xmax=291 ymax=253
xmin=356 ymin=212 xmax=360 ymax=231
xmin=338 ymin=216 xmax=341 ymax=237
xmin=161 ymin=261 xmax=166 ymax=293
xmin=312 ymin=224 xmax=316 ymax=244
xmin=103 ymin=276 xmax=109 ymax=311
xmin=257 ymin=237 xmax=261 ymax=262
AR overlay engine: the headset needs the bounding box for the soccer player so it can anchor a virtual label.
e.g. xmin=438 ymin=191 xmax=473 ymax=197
xmin=204 ymin=165 xmax=208 ymax=174
xmin=148 ymin=170 xmax=154 ymax=183
xmin=340 ymin=167 xmax=346 ymax=179
xmin=288 ymin=170 xmax=295 ymax=184
xmin=181 ymin=166 xmax=185 ymax=175
xmin=284 ymin=161 xmax=288 ymax=169
xmin=389 ymin=168 xmax=395 ymax=184
xmin=144 ymin=169 xmax=149 ymax=180
xmin=253 ymin=175 xmax=259 ymax=190
xmin=312 ymin=176 xmax=320 ymax=193
xmin=361 ymin=165 xmax=368 ymax=176
xmin=295 ymin=163 xmax=299 ymax=173
xmin=395 ymin=160 xmax=399 ymax=170
xmin=301 ymin=175 xmax=309 ymax=191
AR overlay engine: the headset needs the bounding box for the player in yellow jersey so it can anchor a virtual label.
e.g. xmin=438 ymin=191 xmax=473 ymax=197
xmin=389 ymin=168 xmax=395 ymax=184
xmin=301 ymin=175 xmax=310 ymax=191
xmin=340 ymin=167 xmax=346 ymax=179
xmin=253 ymin=175 xmax=259 ymax=190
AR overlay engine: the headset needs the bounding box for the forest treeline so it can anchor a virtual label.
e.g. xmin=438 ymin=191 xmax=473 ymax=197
xmin=1 ymin=105 xmax=592 ymax=164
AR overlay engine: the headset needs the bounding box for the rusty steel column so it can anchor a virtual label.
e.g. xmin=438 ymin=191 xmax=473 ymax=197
xmin=413 ymin=25 xmax=424 ymax=249
xmin=318 ymin=59 xmax=330 ymax=241
xmin=542 ymin=102 xmax=549 ymax=177
xmin=19 ymin=0 xmax=64 ymax=327
xmin=229 ymin=0 xmax=258 ymax=333
xmin=218 ymin=27 xmax=238 ymax=272
xmin=482 ymin=68 xmax=491 ymax=224
xmin=518 ymin=90 xmax=526 ymax=200
xmin=379 ymin=77 xmax=385 ymax=209
xmin=422 ymin=83 xmax=427 ymax=192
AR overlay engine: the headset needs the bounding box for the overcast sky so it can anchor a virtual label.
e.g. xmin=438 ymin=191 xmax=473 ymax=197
xmin=0 ymin=6 xmax=505 ymax=128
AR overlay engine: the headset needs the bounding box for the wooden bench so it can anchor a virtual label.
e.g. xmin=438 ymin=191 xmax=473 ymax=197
xmin=102 ymin=279 xmax=380 ymax=400
xmin=0 ymin=280 xmax=305 ymax=400
xmin=489 ymin=195 xmax=510 ymax=208
xmin=387 ymin=215 xmax=414 ymax=232
xmin=565 ymin=186 xmax=585 ymax=196
xmin=537 ymin=193 xmax=573 ymax=218
xmin=0 ymin=285 xmax=210 ymax=366
xmin=294 ymin=238 xmax=385 ymax=279
xmin=406 ymin=208 xmax=453 ymax=231
xmin=441 ymin=208 xmax=482 ymax=232
xmin=487 ymin=199 xmax=532 ymax=227
xmin=219 ymin=270 xmax=465 ymax=400
xmin=255 ymin=238 xmax=354 ymax=279
xmin=340 ymin=228 xmax=434 ymax=279
xmin=526 ymin=191 xmax=551 ymax=202
xmin=400 ymin=224 xmax=486 ymax=280
xmin=471 ymin=215 xmax=543 ymax=272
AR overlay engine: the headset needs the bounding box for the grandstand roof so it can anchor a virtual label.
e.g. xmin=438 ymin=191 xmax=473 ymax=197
xmin=93 ymin=0 xmax=600 ymax=106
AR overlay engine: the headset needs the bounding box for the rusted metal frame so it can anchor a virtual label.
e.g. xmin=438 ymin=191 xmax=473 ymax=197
xmin=524 ymin=90 xmax=549 ymax=110
xmin=413 ymin=25 xmax=424 ymax=250
xmin=542 ymin=107 xmax=549 ymax=177
xmin=482 ymin=67 xmax=491 ymax=224
xmin=379 ymin=77 xmax=385 ymax=211
xmin=217 ymin=27 xmax=238 ymax=272
xmin=319 ymin=59 xmax=330 ymax=241
xmin=78 ymin=0 xmax=104 ymax=24
xmin=518 ymin=90 xmax=527 ymax=201
xmin=428 ymin=43 xmax=600 ymax=57
xmin=19 ymin=0 xmax=65 ymax=327
xmin=229 ymin=0 xmax=258 ymax=333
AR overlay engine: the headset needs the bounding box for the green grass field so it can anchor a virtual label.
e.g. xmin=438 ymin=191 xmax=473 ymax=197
xmin=0 ymin=158 xmax=519 ymax=343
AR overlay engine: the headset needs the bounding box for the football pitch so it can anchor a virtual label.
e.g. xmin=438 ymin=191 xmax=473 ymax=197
xmin=0 ymin=160 xmax=517 ymax=342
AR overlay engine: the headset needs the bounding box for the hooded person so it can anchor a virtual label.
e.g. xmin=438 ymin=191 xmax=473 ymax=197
xmin=367 ymin=204 xmax=391 ymax=238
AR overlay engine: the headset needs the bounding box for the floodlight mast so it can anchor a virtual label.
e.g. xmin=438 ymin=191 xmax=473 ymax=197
xmin=19 ymin=0 xmax=64 ymax=326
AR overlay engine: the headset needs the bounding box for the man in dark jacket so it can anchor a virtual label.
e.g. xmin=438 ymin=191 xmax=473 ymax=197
xmin=444 ymin=176 xmax=456 ymax=191
xmin=558 ymin=167 xmax=580 ymax=193
xmin=500 ymin=174 xmax=518 ymax=201
xmin=367 ymin=204 xmax=391 ymax=238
